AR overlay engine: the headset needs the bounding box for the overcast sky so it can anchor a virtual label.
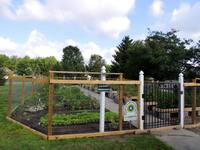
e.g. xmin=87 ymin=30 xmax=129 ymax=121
xmin=0 ymin=0 xmax=200 ymax=64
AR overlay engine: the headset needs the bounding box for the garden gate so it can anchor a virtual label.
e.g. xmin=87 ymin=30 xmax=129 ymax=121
xmin=143 ymin=81 xmax=180 ymax=129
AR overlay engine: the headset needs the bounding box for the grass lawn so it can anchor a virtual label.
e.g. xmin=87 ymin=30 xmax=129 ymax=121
xmin=0 ymin=84 xmax=174 ymax=150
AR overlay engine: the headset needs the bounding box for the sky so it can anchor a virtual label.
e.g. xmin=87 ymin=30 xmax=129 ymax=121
xmin=0 ymin=0 xmax=200 ymax=64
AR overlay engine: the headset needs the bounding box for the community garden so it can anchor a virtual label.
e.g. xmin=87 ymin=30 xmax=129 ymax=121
xmin=0 ymin=83 xmax=174 ymax=150
xmin=7 ymin=71 xmax=141 ymax=138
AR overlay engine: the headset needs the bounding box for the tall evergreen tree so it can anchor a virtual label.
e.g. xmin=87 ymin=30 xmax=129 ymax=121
xmin=62 ymin=46 xmax=85 ymax=71
xmin=111 ymin=36 xmax=133 ymax=74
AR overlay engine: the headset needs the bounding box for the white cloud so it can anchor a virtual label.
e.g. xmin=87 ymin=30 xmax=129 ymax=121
xmin=65 ymin=40 xmax=115 ymax=64
xmin=170 ymin=2 xmax=200 ymax=41
xmin=0 ymin=30 xmax=115 ymax=64
xmin=0 ymin=0 xmax=135 ymax=38
xmin=149 ymin=2 xmax=200 ymax=42
xmin=0 ymin=0 xmax=14 ymax=18
xmin=99 ymin=17 xmax=130 ymax=38
xmin=150 ymin=0 xmax=164 ymax=17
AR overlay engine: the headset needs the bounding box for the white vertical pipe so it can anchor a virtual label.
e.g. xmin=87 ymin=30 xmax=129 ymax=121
xmin=179 ymin=73 xmax=184 ymax=128
xmin=100 ymin=66 xmax=106 ymax=132
xmin=139 ymin=71 xmax=144 ymax=130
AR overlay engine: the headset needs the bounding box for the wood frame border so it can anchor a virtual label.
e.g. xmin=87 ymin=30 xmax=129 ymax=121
xmin=50 ymin=79 xmax=140 ymax=85
xmin=6 ymin=117 xmax=47 ymax=140
xmin=184 ymin=83 xmax=200 ymax=87
xmin=184 ymin=123 xmax=200 ymax=129
xmin=6 ymin=116 xmax=181 ymax=140
xmin=47 ymin=125 xmax=181 ymax=140
xmin=50 ymin=70 xmax=121 ymax=75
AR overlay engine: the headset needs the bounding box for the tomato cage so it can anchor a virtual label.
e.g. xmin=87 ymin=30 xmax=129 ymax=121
xmin=7 ymin=69 xmax=142 ymax=140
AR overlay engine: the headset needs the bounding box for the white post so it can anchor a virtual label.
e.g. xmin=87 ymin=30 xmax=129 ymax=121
xmin=179 ymin=73 xmax=184 ymax=128
xmin=100 ymin=66 xmax=106 ymax=132
xmin=139 ymin=71 xmax=144 ymax=130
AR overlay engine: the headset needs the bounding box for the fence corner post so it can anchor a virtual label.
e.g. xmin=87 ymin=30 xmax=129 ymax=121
xmin=7 ymin=74 xmax=13 ymax=117
xmin=139 ymin=71 xmax=144 ymax=130
xmin=179 ymin=73 xmax=184 ymax=128
xmin=100 ymin=66 xmax=106 ymax=132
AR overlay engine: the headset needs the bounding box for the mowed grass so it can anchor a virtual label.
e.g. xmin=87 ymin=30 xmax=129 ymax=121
xmin=0 ymin=84 xmax=174 ymax=150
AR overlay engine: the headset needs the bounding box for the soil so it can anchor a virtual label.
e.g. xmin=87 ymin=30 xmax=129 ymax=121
xmin=11 ymin=107 xmax=137 ymax=135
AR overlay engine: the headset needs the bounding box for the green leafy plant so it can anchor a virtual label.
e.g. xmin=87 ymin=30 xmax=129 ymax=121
xmin=40 ymin=111 xmax=118 ymax=126
xmin=55 ymin=86 xmax=100 ymax=110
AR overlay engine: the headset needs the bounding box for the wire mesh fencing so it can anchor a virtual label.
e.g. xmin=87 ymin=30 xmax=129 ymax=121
xmin=184 ymin=84 xmax=200 ymax=125
xmin=47 ymin=83 xmax=139 ymax=135
xmin=9 ymin=76 xmax=49 ymax=133
xmin=7 ymin=73 xmax=140 ymax=136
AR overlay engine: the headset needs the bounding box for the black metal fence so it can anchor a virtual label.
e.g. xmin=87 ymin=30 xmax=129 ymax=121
xmin=144 ymin=81 xmax=180 ymax=129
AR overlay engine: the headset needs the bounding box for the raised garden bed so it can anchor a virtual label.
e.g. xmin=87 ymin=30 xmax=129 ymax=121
xmin=11 ymin=85 xmax=136 ymax=135
xmin=11 ymin=108 xmax=136 ymax=135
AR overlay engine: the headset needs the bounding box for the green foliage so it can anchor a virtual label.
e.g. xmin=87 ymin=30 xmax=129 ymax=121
xmin=87 ymin=54 xmax=105 ymax=72
xmin=0 ymin=62 xmax=6 ymax=86
xmin=55 ymin=86 xmax=99 ymax=110
xmin=185 ymin=87 xmax=200 ymax=107
xmin=0 ymin=55 xmax=59 ymax=76
xmin=111 ymin=36 xmax=133 ymax=75
xmin=33 ymin=56 xmax=58 ymax=75
xmin=24 ymin=84 xmax=49 ymax=109
xmin=145 ymin=84 xmax=179 ymax=109
xmin=112 ymin=30 xmax=200 ymax=80
xmin=62 ymin=46 xmax=85 ymax=71
xmin=0 ymin=54 xmax=10 ymax=67
xmin=40 ymin=111 xmax=118 ymax=126
xmin=16 ymin=56 xmax=34 ymax=75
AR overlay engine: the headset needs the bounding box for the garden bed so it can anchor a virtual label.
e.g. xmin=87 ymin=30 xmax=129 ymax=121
xmin=11 ymin=107 xmax=136 ymax=135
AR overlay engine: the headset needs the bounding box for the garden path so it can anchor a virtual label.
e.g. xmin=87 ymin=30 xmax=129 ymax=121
xmin=78 ymin=86 xmax=119 ymax=113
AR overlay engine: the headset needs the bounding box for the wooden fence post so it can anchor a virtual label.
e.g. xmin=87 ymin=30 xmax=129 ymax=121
xmin=31 ymin=78 xmax=34 ymax=97
xmin=192 ymin=79 xmax=197 ymax=124
xmin=119 ymin=73 xmax=123 ymax=131
xmin=21 ymin=76 xmax=25 ymax=105
xmin=7 ymin=74 xmax=13 ymax=117
xmin=48 ymin=71 xmax=54 ymax=136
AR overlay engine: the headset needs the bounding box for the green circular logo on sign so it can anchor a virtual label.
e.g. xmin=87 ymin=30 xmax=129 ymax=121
xmin=125 ymin=101 xmax=137 ymax=113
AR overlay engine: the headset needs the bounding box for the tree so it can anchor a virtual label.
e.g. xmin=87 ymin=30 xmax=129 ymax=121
xmin=16 ymin=56 xmax=33 ymax=75
xmin=62 ymin=46 xmax=85 ymax=71
xmin=7 ymin=56 xmax=19 ymax=71
xmin=111 ymin=36 xmax=133 ymax=75
xmin=125 ymin=40 xmax=151 ymax=79
xmin=87 ymin=54 xmax=105 ymax=72
xmin=113 ymin=30 xmax=196 ymax=80
xmin=184 ymin=40 xmax=200 ymax=79
xmin=0 ymin=54 xmax=9 ymax=67
xmin=0 ymin=61 xmax=6 ymax=85
xmin=144 ymin=29 xmax=191 ymax=80
xmin=34 ymin=56 xmax=58 ymax=75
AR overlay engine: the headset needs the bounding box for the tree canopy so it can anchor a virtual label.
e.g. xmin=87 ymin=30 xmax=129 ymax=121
xmin=62 ymin=46 xmax=85 ymax=71
xmin=87 ymin=54 xmax=105 ymax=72
xmin=112 ymin=30 xmax=200 ymax=80
xmin=111 ymin=36 xmax=133 ymax=75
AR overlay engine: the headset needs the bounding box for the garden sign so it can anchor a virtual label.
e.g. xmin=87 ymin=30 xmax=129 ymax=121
xmin=124 ymin=101 xmax=137 ymax=121
xmin=97 ymin=84 xmax=111 ymax=92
